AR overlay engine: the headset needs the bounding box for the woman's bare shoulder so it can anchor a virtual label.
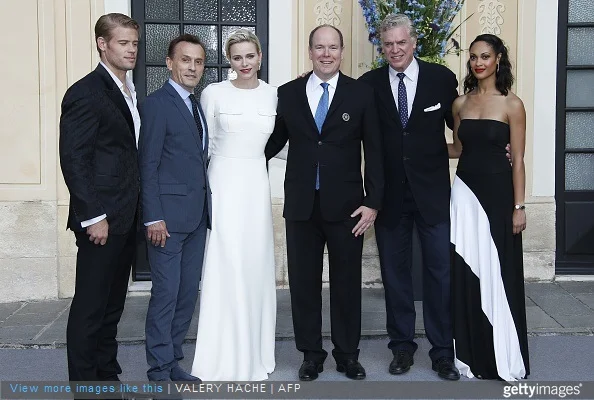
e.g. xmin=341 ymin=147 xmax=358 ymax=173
xmin=505 ymin=92 xmax=526 ymax=117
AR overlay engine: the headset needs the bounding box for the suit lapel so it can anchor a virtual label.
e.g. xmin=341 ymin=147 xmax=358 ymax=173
xmin=296 ymin=73 xmax=319 ymax=135
xmin=408 ymin=59 xmax=430 ymax=127
xmin=163 ymin=82 xmax=204 ymax=156
xmin=374 ymin=66 xmax=401 ymax=127
xmin=96 ymin=64 xmax=135 ymax=139
xmin=325 ymin=72 xmax=349 ymax=123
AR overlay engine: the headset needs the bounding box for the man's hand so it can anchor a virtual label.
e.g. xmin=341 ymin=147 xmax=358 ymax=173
xmin=87 ymin=219 xmax=109 ymax=245
xmin=351 ymin=206 xmax=378 ymax=237
xmin=147 ymin=221 xmax=170 ymax=247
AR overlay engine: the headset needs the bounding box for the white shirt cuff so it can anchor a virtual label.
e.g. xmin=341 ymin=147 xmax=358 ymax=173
xmin=81 ymin=214 xmax=106 ymax=228
xmin=144 ymin=220 xmax=163 ymax=226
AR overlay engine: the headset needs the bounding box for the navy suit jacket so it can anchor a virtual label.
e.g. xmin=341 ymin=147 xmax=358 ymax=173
xmin=139 ymin=81 xmax=211 ymax=233
xmin=359 ymin=60 xmax=458 ymax=227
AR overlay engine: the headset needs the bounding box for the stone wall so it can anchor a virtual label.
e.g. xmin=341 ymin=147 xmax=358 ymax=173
xmin=0 ymin=0 xmax=557 ymax=302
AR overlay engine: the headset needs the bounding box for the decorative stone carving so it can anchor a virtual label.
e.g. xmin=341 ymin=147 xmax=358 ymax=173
xmin=478 ymin=0 xmax=505 ymax=34
xmin=314 ymin=0 xmax=343 ymax=26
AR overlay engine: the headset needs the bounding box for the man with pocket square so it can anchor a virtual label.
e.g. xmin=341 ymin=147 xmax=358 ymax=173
xmin=358 ymin=13 xmax=460 ymax=381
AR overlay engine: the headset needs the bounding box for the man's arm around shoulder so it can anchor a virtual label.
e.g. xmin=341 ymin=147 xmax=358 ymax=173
xmin=265 ymin=85 xmax=289 ymax=161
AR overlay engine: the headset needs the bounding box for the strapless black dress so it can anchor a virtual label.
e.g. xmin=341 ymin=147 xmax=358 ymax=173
xmin=450 ymin=119 xmax=530 ymax=381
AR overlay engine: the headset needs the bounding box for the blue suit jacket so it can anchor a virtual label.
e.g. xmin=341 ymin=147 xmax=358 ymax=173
xmin=139 ymin=81 xmax=211 ymax=233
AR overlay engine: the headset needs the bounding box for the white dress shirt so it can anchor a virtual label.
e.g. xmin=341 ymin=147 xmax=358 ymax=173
xmin=81 ymin=63 xmax=142 ymax=228
xmin=306 ymin=72 xmax=340 ymax=117
xmin=389 ymin=58 xmax=419 ymax=118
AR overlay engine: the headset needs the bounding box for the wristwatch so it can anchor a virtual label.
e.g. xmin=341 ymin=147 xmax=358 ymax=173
xmin=514 ymin=204 xmax=526 ymax=210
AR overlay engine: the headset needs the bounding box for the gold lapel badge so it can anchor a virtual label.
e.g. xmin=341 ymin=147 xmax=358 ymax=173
xmin=342 ymin=113 xmax=350 ymax=122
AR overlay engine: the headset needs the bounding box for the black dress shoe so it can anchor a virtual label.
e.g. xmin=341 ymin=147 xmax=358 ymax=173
xmin=336 ymin=359 xmax=366 ymax=380
xmin=298 ymin=360 xmax=323 ymax=381
xmin=432 ymin=357 xmax=460 ymax=381
xmin=389 ymin=350 xmax=414 ymax=375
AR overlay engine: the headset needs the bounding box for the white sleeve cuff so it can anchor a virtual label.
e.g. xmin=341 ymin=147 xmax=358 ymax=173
xmin=81 ymin=214 xmax=107 ymax=228
xmin=144 ymin=220 xmax=163 ymax=226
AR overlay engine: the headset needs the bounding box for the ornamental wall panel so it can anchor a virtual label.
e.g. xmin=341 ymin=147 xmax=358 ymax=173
xmin=0 ymin=0 xmax=42 ymax=186
xmin=298 ymin=0 xmax=353 ymax=76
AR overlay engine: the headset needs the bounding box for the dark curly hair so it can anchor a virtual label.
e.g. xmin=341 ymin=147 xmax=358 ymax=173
xmin=463 ymin=34 xmax=514 ymax=95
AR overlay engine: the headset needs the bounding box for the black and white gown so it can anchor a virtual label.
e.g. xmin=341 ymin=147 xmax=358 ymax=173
xmin=450 ymin=119 xmax=530 ymax=381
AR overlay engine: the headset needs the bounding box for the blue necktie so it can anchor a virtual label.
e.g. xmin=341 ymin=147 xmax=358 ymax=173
xmin=397 ymin=72 xmax=408 ymax=128
xmin=314 ymin=82 xmax=329 ymax=190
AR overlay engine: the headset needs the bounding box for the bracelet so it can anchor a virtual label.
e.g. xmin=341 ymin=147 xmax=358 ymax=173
xmin=514 ymin=204 xmax=526 ymax=210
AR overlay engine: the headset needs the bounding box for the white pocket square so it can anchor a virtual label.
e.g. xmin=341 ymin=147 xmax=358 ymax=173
xmin=423 ymin=103 xmax=441 ymax=112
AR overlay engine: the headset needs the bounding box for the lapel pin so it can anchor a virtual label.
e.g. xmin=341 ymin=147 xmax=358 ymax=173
xmin=342 ymin=113 xmax=350 ymax=122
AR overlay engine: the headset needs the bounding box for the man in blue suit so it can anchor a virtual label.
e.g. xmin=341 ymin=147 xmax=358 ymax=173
xmin=139 ymin=34 xmax=211 ymax=382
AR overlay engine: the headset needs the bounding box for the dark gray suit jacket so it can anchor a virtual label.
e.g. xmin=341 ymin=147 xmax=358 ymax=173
xmin=139 ymin=81 xmax=211 ymax=233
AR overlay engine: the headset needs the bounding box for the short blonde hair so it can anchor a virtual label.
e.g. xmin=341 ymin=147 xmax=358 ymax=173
xmin=225 ymin=29 xmax=261 ymax=60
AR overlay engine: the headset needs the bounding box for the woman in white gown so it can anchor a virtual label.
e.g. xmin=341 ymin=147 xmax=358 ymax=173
xmin=191 ymin=30 xmax=277 ymax=381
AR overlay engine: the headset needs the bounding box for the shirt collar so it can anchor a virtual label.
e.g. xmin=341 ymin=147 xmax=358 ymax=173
xmin=168 ymin=78 xmax=193 ymax=100
xmin=389 ymin=58 xmax=419 ymax=84
xmin=99 ymin=61 xmax=136 ymax=93
xmin=310 ymin=71 xmax=340 ymax=90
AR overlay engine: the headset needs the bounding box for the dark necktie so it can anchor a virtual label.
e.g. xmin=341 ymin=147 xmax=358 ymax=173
xmin=314 ymin=82 xmax=329 ymax=189
xmin=188 ymin=94 xmax=204 ymax=146
xmin=397 ymin=72 xmax=409 ymax=128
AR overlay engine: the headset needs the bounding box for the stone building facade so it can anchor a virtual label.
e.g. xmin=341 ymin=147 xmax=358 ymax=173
xmin=0 ymin=0 xmax=570 ymax=302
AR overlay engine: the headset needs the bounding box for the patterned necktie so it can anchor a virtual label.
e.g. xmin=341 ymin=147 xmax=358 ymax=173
xmin=397 ymin=72 xmax=409 ymax=128
xmin=314 ymin=82 xmax=329 ymax=189
xmin=188 ymin=94 xmax=204 ymax=146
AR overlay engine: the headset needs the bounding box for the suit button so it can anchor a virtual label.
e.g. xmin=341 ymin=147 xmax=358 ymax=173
xmin=403 ymin=131 xmax=409 ymax=136
xmin=403 ymin=156 xmax=410 ymax=161
xmin=313 ymin=162 xmax=318 ymax=167
xmin=318 ymin=141 xmax=322 ymax=145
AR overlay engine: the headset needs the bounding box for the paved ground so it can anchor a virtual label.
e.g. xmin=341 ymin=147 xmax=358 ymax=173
xmin=0 ymin=282 xmax=593 ymax=348
xmin=1 ymin=336 xmax=593 ymax=382
xmin=0 ymin=282 xmax=593 ymax=399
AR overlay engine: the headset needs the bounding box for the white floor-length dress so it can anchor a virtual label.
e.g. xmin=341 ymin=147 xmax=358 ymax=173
xmin=191 ymin=79 xmax=277 ymax=381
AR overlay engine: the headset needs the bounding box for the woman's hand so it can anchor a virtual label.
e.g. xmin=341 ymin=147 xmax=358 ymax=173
xmin=512 ymin=209 xmax=526 ymax=235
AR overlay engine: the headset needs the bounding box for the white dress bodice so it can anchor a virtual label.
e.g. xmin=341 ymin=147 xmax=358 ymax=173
xmin=201 ymin=79 xmax=277 ymax=159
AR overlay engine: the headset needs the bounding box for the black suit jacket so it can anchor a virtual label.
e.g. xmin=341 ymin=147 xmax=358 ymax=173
xmin=59 ymin=64 xmax=140 ymax=234
xmin=359 ymin=60 xmax=458 ymax=227
xmin=265 ymin=72 xmax=383 ymax=222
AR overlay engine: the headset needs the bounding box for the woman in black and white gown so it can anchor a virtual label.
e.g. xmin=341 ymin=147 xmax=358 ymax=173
xmin=448 ymin=34 xmax=529 ymax=382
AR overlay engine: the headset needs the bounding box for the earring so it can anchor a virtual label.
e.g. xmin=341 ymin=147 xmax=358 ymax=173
xmin=258 ymin=61 xmax=261 ymax=71
xmin=496 ymin=63 xmax=500 ymax=74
